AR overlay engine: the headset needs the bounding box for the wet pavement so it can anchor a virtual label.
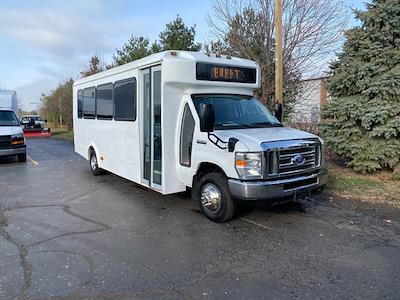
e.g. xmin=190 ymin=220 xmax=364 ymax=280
xmin=0 ymin=138 xmax=399 ymax=299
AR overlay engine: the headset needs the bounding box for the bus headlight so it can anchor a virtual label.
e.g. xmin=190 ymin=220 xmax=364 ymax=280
xmin=235 ymin=152 xmax=263 ymax=179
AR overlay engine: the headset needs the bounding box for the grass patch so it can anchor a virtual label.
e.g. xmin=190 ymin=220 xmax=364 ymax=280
xmin=327 ymin=173 xmax=382 ymax=194
xmin=51 ymin=128 xmax=74 ymax=141
xmin=326 ymin=163 xmax=400 ymax=205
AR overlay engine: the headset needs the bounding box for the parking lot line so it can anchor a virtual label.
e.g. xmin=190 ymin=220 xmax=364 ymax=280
xmin=27 ymin=156 xmax=39 ymax=165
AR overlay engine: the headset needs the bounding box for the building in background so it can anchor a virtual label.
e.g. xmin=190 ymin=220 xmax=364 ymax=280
xmin=0 ymin=89 xmax=18 ymax=115
xmin=289 ymin=77 xmax=329 ymax=124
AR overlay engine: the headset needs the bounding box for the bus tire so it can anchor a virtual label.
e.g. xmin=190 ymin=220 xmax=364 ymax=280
xmin=193 ymin=172 xmax=236 ymax=223
xmin=89 ymin=149 xmax=104 ymax=176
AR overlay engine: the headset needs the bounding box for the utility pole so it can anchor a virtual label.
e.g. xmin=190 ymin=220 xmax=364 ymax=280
xmin=274 ymin=0 xmax=283 ymax=122
xmin=59 ymin=97 xmax=63 ymax=128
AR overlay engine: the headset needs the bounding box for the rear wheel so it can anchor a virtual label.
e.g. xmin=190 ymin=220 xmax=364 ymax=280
xmin=17 ymin=152 xmax=26 ymax=162
xmin=192 ymin=172 xmax=236 ymax=223
xmin=89 ymin=150 xmax=104 ymax=176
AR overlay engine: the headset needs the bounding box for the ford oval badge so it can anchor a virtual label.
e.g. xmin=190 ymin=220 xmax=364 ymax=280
xmin=291 ymin=154 xmax=305 ymax=166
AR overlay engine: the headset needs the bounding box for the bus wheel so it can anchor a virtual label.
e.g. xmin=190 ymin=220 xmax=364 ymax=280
xmin=193 ymin=172 xmax=236 ymax=223
xmin=89 ymin=150 xmax=104 ymax=176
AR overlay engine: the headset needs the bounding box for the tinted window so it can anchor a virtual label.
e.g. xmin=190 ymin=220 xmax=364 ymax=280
xmin=77 ymin=90 xmax=83 ymax=118
xmin=114 ymin=78 xmax=136 ymax=121
xmin=143 ymin=72 xmax=151 ymax=181
xmin=180 ymin=104 xmax=195 ymax=167
xmin=83 ymin=87 xmax=95 ymax=119
xmin=96 ymin=83 xmax=113 ymax=120
xmin=152 ymin=70 xmax=162 ymax=184
xmin=192 ymin=95 xmax=281 ymax=130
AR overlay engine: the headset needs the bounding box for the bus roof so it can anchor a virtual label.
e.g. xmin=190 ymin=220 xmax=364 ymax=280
xmin=74 ymin=51 xmax=259 ymax=87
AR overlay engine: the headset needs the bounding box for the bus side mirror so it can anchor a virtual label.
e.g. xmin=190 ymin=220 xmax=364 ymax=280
xmin=228 ymin=138 xmax=239 ymax=152
xmin=199 ymin=103 xmax=215 ymax=133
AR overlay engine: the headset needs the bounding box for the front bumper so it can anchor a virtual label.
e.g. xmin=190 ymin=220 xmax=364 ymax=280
xmin=228 ymin=169 xmax=328 ymax=201
xmin=0 ymin=145 xmax=26 ymax=157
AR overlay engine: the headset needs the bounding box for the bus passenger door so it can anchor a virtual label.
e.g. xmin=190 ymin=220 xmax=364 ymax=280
xmin=142 ymin=65 xmax=162 ymax=189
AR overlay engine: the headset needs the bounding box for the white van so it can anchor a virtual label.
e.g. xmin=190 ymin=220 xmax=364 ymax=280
xmin=0 ymin=109 xmax=26 ymax=162
xmin=73 ymin=51 xmax=327 ymax=222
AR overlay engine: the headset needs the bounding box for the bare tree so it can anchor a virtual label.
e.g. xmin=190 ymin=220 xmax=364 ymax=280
xmin=207 ymin=0 xmax=348 ymax=109
xmin=40 ymin=79 xmax=74 ymax=129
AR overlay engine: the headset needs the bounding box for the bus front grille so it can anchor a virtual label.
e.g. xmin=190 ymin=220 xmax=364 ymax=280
xmin=263 ymin=139 xmax=321 ymax=178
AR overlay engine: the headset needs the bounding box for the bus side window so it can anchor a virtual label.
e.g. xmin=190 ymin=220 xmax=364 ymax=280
xmin=77 ymin=89 xmax=83 ymax=119
xmin=114 ymin=78 xmax=136 ymax=121
xmin=180 ymin=104 xmax=195 ymax=167
xmin=96 ymin=83 xmax=113 ymax=120
xmin=83 ymin=87 xmax=96 ymax=119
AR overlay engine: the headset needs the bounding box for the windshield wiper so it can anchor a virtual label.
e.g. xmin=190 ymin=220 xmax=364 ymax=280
xmin=215 ymin=122 xmax=253 ymax=128
xmin=249 ymin=122 xmax=283 ymax=127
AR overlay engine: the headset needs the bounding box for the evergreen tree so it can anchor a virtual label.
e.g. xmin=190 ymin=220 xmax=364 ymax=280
xmin=203 ymin=40 xmax=230 ymax=56
xmin=110 ymin=36 xmax=151 ymax=66
xmin=159 ymin=15 xmax=201 ymax=51
xmin=109 ymin=16 xmax=201 ymax=67
xmin=81 ymin=55 xmax=104 ymax=77
xmin=321 ymin=0 xmax=400 ymax=174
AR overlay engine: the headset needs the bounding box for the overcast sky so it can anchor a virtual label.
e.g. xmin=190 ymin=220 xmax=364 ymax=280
xmin=0 ymin=0 xmax=368 ymax=111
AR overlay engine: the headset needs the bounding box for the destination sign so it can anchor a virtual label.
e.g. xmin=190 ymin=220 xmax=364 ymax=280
xmin=196 ymin=63 xmax=257 ymax=83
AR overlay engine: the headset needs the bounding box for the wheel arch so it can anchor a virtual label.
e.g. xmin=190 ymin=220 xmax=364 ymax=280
xmin=192 ymin=162 xmax=227 ymax=187
xmin=87 ymin=144 xmax=99 ymax=161
xmin=192 ymin=163 xmax=236 ymax=223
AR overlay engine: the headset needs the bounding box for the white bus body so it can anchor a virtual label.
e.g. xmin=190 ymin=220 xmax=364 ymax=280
xmin=73 ymin=51 xmax=327 ymax=222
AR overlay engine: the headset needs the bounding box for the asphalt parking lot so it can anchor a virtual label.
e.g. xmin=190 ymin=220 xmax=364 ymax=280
xmin=1 ymin=138 xmax=400 ymax=299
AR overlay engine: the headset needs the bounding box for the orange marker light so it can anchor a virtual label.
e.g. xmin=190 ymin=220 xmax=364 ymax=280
xmin=235 ymin=159 xmax=247 ymax=168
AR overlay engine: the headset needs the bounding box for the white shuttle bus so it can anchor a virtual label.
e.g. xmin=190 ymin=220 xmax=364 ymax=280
xmin=73 ymin=51 xmax=327 ymax=222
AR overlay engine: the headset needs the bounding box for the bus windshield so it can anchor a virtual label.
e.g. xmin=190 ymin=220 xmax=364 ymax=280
xmin=192 ymin=94 xmax=282 ymax=130
xmin=0 ymin=111 xmax=19 ymax=126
